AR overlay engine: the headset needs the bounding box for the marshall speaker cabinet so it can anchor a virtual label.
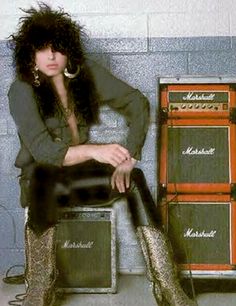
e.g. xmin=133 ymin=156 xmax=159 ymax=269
xmin=161 ymin=194 xmax=236 ymax=271
xmin=55 ymin=207 xmax=117 ymax=293
xmin=159 ymin=118 xmax=236 ymax=194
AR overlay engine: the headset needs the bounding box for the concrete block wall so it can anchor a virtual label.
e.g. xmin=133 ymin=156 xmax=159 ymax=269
xmin=1 ymin=0 xmax=236 ymax=275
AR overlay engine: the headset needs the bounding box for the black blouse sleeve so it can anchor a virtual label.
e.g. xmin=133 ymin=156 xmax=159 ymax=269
xmin=8 ymin=79 xmax=69 ymax=166
xmin=87 ymin=59 xmax=150 ymax=160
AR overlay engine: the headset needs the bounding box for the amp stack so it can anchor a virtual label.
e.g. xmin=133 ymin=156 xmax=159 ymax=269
xmin=158 ymin=77 xmax=236 ymax=280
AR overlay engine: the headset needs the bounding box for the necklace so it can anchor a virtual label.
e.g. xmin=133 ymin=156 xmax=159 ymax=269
xmin=63 ymin=106 xmax=73 ymax=118
xmin=57 ymin=98 xmax=74 ymax=119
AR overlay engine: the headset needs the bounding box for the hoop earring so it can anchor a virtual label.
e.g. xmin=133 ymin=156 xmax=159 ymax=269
xmin=64 ymin=66 xmax=80 ymax=79
xmin=32 ymin=66 xmax=40 ymax=87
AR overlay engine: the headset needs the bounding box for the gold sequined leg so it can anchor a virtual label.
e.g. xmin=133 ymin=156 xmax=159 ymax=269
xmin=137 ymin=226 xmax=197 ymax=306
xmin=137 ymin=227 xmax=164 ymax=305
xmin=23 ymin=223 xmax=57 ymax=306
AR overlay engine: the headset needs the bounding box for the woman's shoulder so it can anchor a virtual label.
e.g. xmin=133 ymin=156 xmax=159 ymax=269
xmin=8 ymin=78 xmax=33 ymax=96
xmin=9 ymin=78 xmax=32 ymax=90
xmin=84 ymin=57 xmax=108 ymax=75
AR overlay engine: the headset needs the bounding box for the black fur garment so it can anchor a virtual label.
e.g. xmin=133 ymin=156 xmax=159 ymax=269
xmin=28 ymin=164 xmax=60 ymax=234
xmin=27 ymin=162 xmax=114 ymax=234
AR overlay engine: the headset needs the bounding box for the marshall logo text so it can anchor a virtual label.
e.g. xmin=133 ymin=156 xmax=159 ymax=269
xmin=184 ymin=228 xmax=217 ymax=238
xmin=62 ymin=240 xmax=94 ymax=249
xmin=182 ymin=146 xmax=215 ymax=155
xmin=182 ymin=92 xmax=215 ymax=101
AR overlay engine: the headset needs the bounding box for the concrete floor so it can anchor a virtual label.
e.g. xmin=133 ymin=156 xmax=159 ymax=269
xmin=1 ymin=274 xmax=236 ymax=306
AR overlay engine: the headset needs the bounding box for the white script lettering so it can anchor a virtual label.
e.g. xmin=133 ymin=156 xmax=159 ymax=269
xmin=184 ymin=228 xmax=216 ymax=238
xmin=62 ymin=240 xmax=94 ymax=249
xmin=182 ymin=92 xmax=215 ymax=101
xmin=182 ymin=146 xmax=215 ymax=155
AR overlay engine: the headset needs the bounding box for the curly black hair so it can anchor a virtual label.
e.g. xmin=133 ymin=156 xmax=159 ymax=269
xmin=8 ymin=2 xmax=99 ymax=124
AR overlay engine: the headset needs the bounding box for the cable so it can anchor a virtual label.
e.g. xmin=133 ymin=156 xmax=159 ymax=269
xmin=7 ymin=293 xmax=25 ymax=306
xmin=2 ymin=265 xmax=25 ymax=285
xmin=2 ymin=265 xmax=26 ymax=305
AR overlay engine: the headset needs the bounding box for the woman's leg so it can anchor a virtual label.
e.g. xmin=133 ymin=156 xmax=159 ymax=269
xmin=126 ymin=168 xmax=197 ymax=306
xmin=27 ymin=162 xmax=197 ymax=306
xmin=23 ymin=223 xmax=56 ymax=306
xmin=23 ymin=165 xmax=61 ymax=306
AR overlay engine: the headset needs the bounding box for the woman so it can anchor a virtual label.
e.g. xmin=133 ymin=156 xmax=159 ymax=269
xmin=8 ymin=3 xmax=196 ymax=306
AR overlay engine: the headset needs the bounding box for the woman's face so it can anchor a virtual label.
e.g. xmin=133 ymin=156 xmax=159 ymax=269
xmin=35 ymin=46 xmax=67 ymax=78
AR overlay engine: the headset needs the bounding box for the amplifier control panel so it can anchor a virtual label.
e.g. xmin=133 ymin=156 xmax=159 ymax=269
xmin=168 ymin=91 xmax=229 ymax=112
xmin=160 ymin=84 xmax=235 ymax=117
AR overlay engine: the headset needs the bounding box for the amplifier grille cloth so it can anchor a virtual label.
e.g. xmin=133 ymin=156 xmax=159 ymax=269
xmin=168 ymin=203 xmax=230 ymax=264
xmin=168 ymin=127 xmax=229 ymax=183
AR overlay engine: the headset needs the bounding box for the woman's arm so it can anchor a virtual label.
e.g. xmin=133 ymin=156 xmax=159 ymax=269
xmin=63 ymin=143 xmax=131 ymax=167
xmin=8 ymin=80 xmax=69 ymax=166
xmin=8 ymin=79 xmax=131 ymax=169
xmin=87 ymin=59 xmax=150 ymax=161
xmin=87 ymin=59 xmax=149 ymax=192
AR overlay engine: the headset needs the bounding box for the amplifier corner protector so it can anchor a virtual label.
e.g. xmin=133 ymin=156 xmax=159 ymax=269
xmin=160 ymin=107 xmax=168 ymax=123
xmin=231 ymin=184 xmax=236 ymax=200
xmin=230 ymin=107 xmax=236 ymax=124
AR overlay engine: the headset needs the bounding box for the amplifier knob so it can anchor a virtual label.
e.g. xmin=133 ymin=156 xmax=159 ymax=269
xmin=208 ymin=105 xmax=213 ymax=109
xmin=188 ymin=104 xmax=193 ymax=109
xmin=195 ymin=104 xmax=199 ymax=109
xmin=181 ymin=104 xmax=186 ymax=109
xmin=202 ymin=104 xmax=206 ymax=109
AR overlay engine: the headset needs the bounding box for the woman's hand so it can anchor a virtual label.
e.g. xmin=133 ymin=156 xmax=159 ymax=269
xmin=111 ymin=158 xmax=137 ymax=193
xmin=91 ymin=144 xmax=131 ymax=167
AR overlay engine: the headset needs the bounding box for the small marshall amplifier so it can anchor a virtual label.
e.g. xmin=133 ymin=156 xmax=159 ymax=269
xmin=160 ymin=84 xmax=236 ymax=119
xmin=161 ymin=194 xmax=236 ymax=271
xmin=55 ymin=207 xmax=117 ymax=293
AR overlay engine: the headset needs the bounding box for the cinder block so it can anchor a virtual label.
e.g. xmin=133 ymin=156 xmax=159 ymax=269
xmin=7 ymin=117 xmax=17 ymax=135
xmin=0 ymin=15 xmax=20 ymax=41
xmin=0 ymin=208 xmax=15 ymax=248
xmin=89 ymin=127 xmax=127 ymax=145
xmin=188 ymin=51 xmax=236 ymax=75
xmin=113 ymin=198 xmax=131 ymax=226
xmin=117 ymin=226 xmax=139 ymax=247
xmin=110 ymin=53 xmax=187 ymax=92
xmin=85 ymin=37 xmax=147 ymax=53
xmin=144 ymin=91 xmax=157 ymax=123
xmin=140 ymin=124 xmax=157 ymax=162
xmin=14 ymin=210 xmax=25 ymax=248
xmin=0 ymin=248 xmax=24 ymax=275
xmin=77 ymin=15 xmax=147 ymax=39
xmin=109 ymin=0 xmax=187 ymax=14
xmin=0 ymin=118 xmax=7 ymax=135
xmin=232 ymin=37 xmax=236 ymax=50
xmin=118 ymin=244 xmax=145 ymax=274
xmin=149 ymin=11 xmax=229 ymax=39
xmin=149 ymin=37 xmax=232 ymax=52
xmin=0 ymin=136 xmax=20 ymax=175
xmin=0 ymin=175 xmax=20 ymax=210
xmin=0 ymin=40 xmax=12 ymax=56
xmin=51 ymin=0 xmax=109 ymax=14
xmin=185 ymin=0 xmax=219 ymax=12
xmin=0 ymin=56 xmax=14 ymax=96
xmin=98 ymin=109 xmax=120 ymax=128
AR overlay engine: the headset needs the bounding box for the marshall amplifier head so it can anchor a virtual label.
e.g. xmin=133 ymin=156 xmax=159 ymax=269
xmin=55 ymin=207 xmax=117 ymax=293
xmin=162 ymin=195 xmax=236 ymax=271
xmin=160 ymin=84 xmax=236 ymax=119
xmin=159 ymin=119 xmax=236 ymax=194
